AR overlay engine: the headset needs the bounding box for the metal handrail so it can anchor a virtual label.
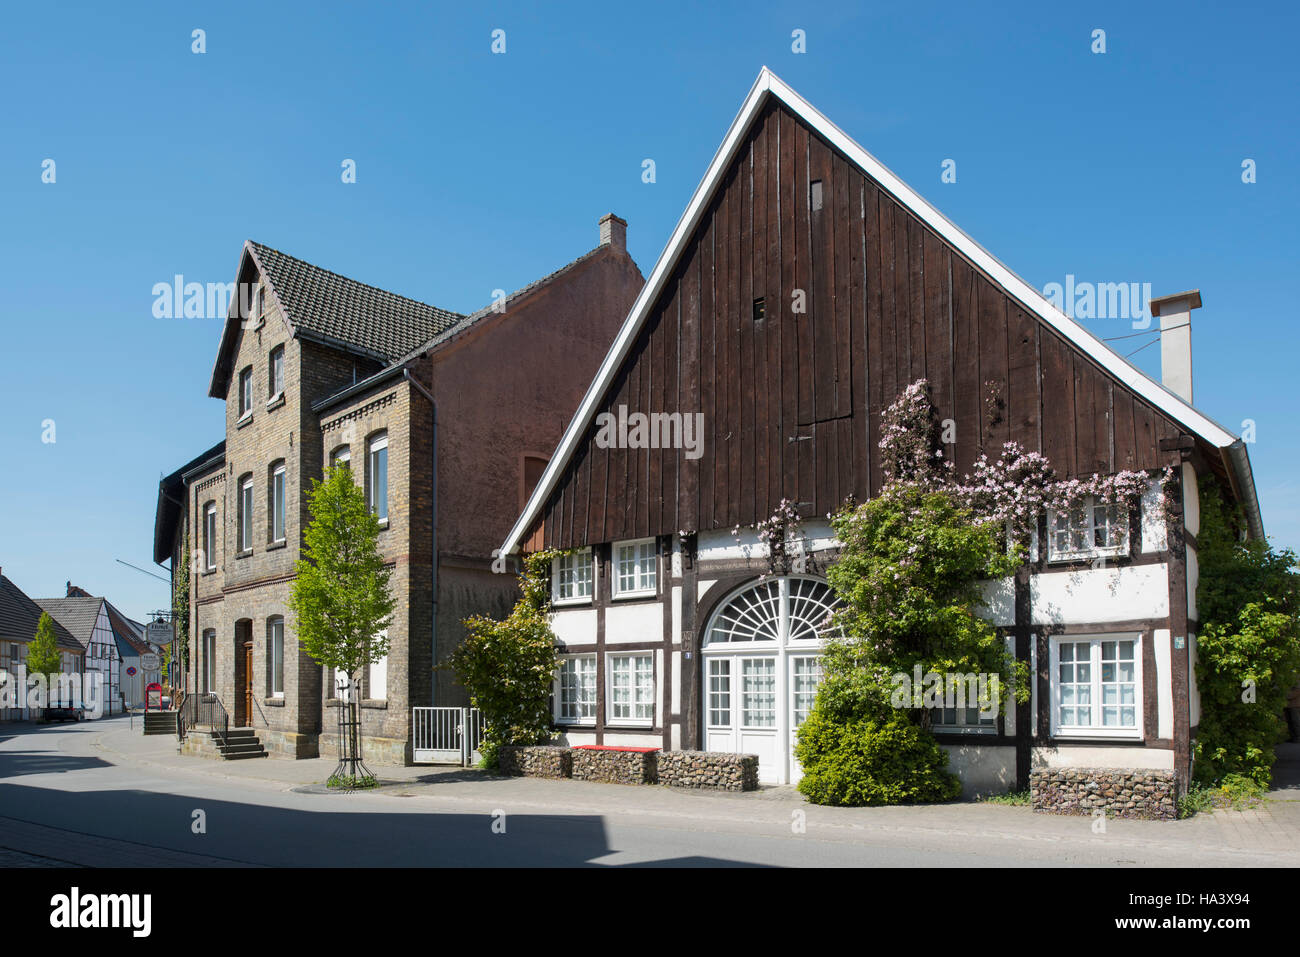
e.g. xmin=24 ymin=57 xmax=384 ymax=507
xmin=179 ymin=690 xmax=229 ymax=750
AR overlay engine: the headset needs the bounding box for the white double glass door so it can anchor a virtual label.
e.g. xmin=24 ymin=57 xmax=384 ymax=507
xmin=701 ymin=577 xmax=835 ymax=785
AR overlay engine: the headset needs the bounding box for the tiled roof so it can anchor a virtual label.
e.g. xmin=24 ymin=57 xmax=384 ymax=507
xmin=105 ymin=602 xmax=149 ymax=655
xmin=248 ymin=241 xmax=465 ymax=361
xmin=0 ymin=576 xmax=84 ymax=653
xmin=35 ymin=597 xmax=105 ymax=647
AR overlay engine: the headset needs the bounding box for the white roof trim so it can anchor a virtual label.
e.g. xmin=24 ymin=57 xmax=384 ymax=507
xmin=500 ymin=67 xmax=1249 ymax=557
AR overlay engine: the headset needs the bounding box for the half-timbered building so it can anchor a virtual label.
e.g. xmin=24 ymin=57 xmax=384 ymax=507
xmin=499 ymin=69 xmax=1264 ymax=795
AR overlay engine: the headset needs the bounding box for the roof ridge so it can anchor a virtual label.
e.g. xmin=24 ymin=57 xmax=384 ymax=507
xmin=246 ymin=240 xmax=466 ymax=318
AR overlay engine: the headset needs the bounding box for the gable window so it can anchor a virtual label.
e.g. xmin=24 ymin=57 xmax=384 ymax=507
xmin=269 ymin=345 xmax=285 ymax=400
xmin=366 ymin=433 xmax=388 ymax=522
xmin=554 ymin=655 xmax=596 ymax=724
xmin=238 ymin=475 xmax=253 ymax=553
xmin=267 ymin=617 xmax=284 ymax=697
xmin=607 ymin=653 xmax=654 ymax=726
xmin=1050 ymin=635 xmax=1141 ymax=738
xmin=613 ymin=538 xmax=657 ymax=599
xmin=254 ymin=285 xmax=265 ymax=320
xmin=238 ymin=367 xmax=253 ymax=419
xmin=268 ymin=461 xmax=286 ymax=543
xmin=1048 ymin=497 xmax=1128 ymax=562
xmin=752 ymin=297 xmax=766 ymax=322
xmin=203 ymin=502 xmax=217 ymax=570
xmin=552 ymin=549 xmax=593 ymax=604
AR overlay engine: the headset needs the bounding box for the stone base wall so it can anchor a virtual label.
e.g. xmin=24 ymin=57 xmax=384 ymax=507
xmin=261 ymin=729 xmax=320 ymax=760
xmin=180 ymin=732 xmax=223 ymax=760
xmin=499 ymin=745 xmax=572 ymax=779
xmin=318 ymin=732 xmax=407 ymax=766
xmin=571 ymin=747 xmax=657 ymax=785
xmin=656 ymin=751 xmax=758 ymax=791
xmin=1031 ymin=767 xmax=1178 ymax=820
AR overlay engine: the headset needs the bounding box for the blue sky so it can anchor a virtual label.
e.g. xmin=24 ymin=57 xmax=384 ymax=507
xmin=1 ymin=1 xmax=1296 ymax=620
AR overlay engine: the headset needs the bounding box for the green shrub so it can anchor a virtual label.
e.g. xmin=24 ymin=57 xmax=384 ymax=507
xmin=451 ymin=551 xmax=560 ymax=754
xmin=794 ymin=710 xmax=961 ymax=806
xmin=1192 ymin=481 xmax=1300 ymax=788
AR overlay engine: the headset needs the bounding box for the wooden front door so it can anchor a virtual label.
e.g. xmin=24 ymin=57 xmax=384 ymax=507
xmin=242 ymin=641 xmax=253 ymax=728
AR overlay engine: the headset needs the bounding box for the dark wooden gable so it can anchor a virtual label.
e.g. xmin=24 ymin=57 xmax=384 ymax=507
xmin=537 ymin=100 xmax=1185 ymax=550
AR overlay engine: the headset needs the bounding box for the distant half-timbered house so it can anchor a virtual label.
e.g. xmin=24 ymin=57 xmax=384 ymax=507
xmin=499 ymin=69 xmax=1264 ymax=796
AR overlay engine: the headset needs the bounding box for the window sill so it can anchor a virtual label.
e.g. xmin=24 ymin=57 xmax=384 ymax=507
xmin=612 ymin=590 xmax=657 ymax=602
xmin=361 ymin=699 xmax=387 ymax=710
xmin=266 ymin=393 xmax=285 ymax=411
xmin=552 ymin=596 xmax=594 ymax=608
xmin=1046 ymin=548 xmax=1128 ymax=565
xmin=236 ymin=413 xmax=253 ymax=429
xmin=266 ymin=539 xmax=287 ymax=552
xmin=1050 ymin=730 xmax=1142 ymax=742
xmin=201 ymin=567 xmax=217 ymax=576
xmin=264 ymin=697 xmax=285 ymax=707
xmin=555 ymin=719 xmax=597 ymax=728
xmin=376 ymin=518 xmax=390 ymax=531
xmin=234 ymin=549 xmax=253 ymax=560
xmin=605 ymin=720 xmax=655 ymax=729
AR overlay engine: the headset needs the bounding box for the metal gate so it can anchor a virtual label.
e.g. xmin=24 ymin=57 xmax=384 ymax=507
xmin=412 ymin=707 xmax=484 ymax=765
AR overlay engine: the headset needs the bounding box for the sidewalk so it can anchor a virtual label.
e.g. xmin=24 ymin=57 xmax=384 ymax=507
xmin=82 ymin=718 xmax=1300 ymax=866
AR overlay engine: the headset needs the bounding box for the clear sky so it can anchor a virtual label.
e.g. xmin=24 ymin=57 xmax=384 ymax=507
xmin=1 ymin=1 xmax=1296 ymax=620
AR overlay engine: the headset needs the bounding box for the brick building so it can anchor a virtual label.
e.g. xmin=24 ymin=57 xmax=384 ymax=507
xmin=154 ymin=216 xmax=643 ymax=762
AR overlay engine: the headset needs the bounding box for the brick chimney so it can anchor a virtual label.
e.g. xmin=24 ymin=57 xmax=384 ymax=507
xmin=599 ymin=213 xmax=627 ymax=252
xmin=1149 ymin=290 xmax=1201 ymax=404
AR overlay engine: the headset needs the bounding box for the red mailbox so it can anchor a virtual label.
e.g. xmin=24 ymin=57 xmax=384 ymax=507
xmin=145 ymin=683 xmax=163 ymax=712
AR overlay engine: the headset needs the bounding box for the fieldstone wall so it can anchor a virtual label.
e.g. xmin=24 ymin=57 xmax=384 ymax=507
xmin=571 ymin=747 xmax=657 ymax=785
xmin=499 ymin=745 xmax=572 ymax=779
xmin=1030 ymin=767 xmax=1178 ymax=820
xmin=657 ymin=750 xmax=758 ymax=792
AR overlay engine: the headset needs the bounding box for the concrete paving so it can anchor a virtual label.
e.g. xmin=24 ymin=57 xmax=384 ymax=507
xmin=1 ymin=715 xmax=1297 ymax=867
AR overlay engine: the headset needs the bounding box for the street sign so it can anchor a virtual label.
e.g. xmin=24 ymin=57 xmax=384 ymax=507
xmin=145 ymin=621 xmax=172 ymax=646
xmin=126 ymin=666 xmax=137 ymax=677
xmin=141 ymin=653 xmax=161 ymax=671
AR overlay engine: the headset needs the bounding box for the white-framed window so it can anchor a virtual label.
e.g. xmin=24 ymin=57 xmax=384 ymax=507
xmin=269 ymin=461 xmax=286 ymax=543
xmin=607 ymin=653 xmax=654 ymax=726
xmin=202 ymin=629 xmax=216 ymax=694
xmin=1048 ymin=497 xmax=1128 ymax=562
xmin=269 ymin=345 xmax=285 ymax=400
xmin=203 ymin=502 xmax=217 ymax=570
xmin=790 ymin=655 xmax=824 ymax=728
xmin=238 ymin=475 xmax=253 ymax=552
xmin=552 ymin=549 xmax=594 ymax=605
xmin=238 ymin=367 xmax=253 ymax=418
xmin=268 ymin=617 xmax=284 ymax=697
xmin=330 ymin=445 xmax=350 ymax=469
xmin=554 ymin=655 xmax=597 ymax=724
xmin=931 ymin=704 xmax=997 ymax=733
xmin=367 ymin=433 xmax=388 ymax=522
xmin=1049 ymin=634 xmax=1141 ymax=738
xmin=707 ymin=658 xmax=732 ymax=727
xmin=613 ymin=538 xmax=657 ymax=599
xmin=368 ymin=631 xmax=387 ymax=700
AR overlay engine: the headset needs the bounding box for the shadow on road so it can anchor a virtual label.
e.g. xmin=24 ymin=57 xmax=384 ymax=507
xmin=0 ymin=752 xmax=114 ymax=778
xmin=0 ymin=781 xmax=757 ymax=867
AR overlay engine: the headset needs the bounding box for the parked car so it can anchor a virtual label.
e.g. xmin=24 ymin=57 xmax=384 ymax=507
xmin=44 ymin=705 xmax=84 ymax=722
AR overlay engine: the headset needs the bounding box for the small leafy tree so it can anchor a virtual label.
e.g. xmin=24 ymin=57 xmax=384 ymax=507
xmin=1193 ymin=480 xmax=1300 ymax=786
xmin=451 ymin=550 xmax=560 ymax=767
xmin=29 ymin=612 xmax=63 ymax=712
xmin=289 ymin=464 xmax=394 ymax=784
